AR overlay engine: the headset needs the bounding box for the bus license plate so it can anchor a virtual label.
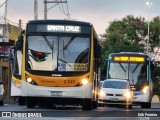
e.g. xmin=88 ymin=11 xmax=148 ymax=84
xmin=134 ymin=91 xmax=142 ymax=96
xmin=110 ymin=98 xmax=119 ymax=101
xmin=50 ymin=91 xmax=63 ymax=96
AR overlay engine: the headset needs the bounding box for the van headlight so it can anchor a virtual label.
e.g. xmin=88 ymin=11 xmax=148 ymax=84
xmin=123 ymin=91 xmax=131 ymax=98
xmin=142 ymin=86 xmax=148 ymax=94
xmin=82 ymin=79 xmax=88 ymax=85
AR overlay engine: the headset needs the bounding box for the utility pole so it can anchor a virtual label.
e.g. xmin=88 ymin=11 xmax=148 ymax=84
xmin=3 ymin=0 xmax=8 ymax=42
xmin=44 ymin=0 xmax=47 ymax=19
xmin=34 ymin=0 xmax=38 ymax=20
xmin=4 ymin=0 xmax=7 ymax=24
xmin=43 ymin=0 xmax=67 ymax=19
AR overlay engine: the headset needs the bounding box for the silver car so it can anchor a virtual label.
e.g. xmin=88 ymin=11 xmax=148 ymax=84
xmin=98 ymin=79 xmax=133 ymax=109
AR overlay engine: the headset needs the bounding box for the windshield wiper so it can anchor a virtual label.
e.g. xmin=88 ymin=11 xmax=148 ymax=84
xmin=63 ymin=35 xmax=77 ymax=50
xmin=42 ymin=36 xmax=54 ymax=58
xmin=132 ymin=64 xmax=140 ymax=73
xmin=119 ymin=63 xmax=126 ymax=72
xmin=42 ymin=36 xmax=53 ymax=50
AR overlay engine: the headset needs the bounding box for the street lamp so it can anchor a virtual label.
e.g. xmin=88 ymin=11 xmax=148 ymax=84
xmin=146 ymin=1 xmax=152 ymax=55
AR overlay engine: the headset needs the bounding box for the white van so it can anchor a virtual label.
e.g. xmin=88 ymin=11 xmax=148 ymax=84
xmin=0 ymin=81 xmax=4 ymax=106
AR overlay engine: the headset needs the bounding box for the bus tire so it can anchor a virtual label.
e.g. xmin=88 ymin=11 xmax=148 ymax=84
xmin=141 ymin=102 xmax=151 ymax=108
xmin=0 ymin=100 xmax=4 ymax=106
xmin=27 ymin=98 xmax=35 ymax=108
xmin=19 ymin=97 xmax=25 ymax=105
xmin=98 ymin=103 xmax=105 ymax=107
xmin=82 ymin=99 xmax=92 ymax=110
xmin=92 ymin=101 xmax=98 ymax=108
xmin=127 ymin=105 xmax=132 ymax=109
xmin=146 ymin=102 xmax=151 ymax=108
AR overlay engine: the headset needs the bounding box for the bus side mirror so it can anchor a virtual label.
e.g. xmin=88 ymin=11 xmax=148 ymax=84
xmin=15 ymin=30 xmax=25 ymax=50
xmin=9 ymin=46 xmax=15 ymax=61
xmin=101 ymin=59 xmax=108 ymax=79
xmin=151 ymin=63 xmax=154 ymax=71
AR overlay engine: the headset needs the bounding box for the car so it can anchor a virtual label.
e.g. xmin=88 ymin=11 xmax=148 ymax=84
xmin=98 ymin=79 xmax=133 ymax=109
xmin=0 ymin=81 xmax=4 ymax=106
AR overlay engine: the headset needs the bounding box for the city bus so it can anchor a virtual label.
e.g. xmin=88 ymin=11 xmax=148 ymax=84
xmin=15 ymin=20 xmax=101 ymax=110
xmin=106 ymin=52 xmax=153 ymax=108
xmin=9 ymin=46 xmax=25 ymax=105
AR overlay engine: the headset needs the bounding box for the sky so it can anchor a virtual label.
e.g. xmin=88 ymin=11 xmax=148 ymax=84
xmin=0 ymin=0 xmax=160 ymax=35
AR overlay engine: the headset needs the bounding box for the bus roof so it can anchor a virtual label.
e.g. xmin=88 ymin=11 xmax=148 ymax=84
xmin=27 ymin=19 xmax=91 ymax=26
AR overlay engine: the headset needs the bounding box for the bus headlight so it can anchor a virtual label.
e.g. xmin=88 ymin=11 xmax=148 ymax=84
xmin=123 ymin=91 xmax=131 ymax=98
xmin=100 ymin=91 xmax=105 ymax=97
xmin=27 ymin=77 xmax=32 ymax=83
xmin=82 ymin=79 xmax=88 ymax=85
xmin=142 ymin=86 xmax=148 ymax=94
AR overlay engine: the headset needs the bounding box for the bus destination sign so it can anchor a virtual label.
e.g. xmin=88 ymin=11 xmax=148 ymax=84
xmin=47 ymin=25 xmax=81 ymax=33
xmin=114 ymin=56 xmax=145 ymax=62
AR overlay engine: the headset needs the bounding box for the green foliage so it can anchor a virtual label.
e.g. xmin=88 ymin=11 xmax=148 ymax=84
xmin=101 ymin=15 xmax=146 ymax=69
xmin=101 ymin=15 xmax=160 ymax=94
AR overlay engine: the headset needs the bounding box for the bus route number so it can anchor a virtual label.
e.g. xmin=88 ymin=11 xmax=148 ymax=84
xmin=64 ymin=80 xmax=75 ymax=84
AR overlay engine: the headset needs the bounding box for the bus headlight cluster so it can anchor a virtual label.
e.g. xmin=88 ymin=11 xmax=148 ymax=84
xmin=27 ymin=77 xmax=32 ymax=83
xmin=123 ymin=91 xmax=131 ymax=98
xmin=142 ymin=86 xmax=148 ymax=94
xmin=82 ymin=79 xmax=88 ymax=85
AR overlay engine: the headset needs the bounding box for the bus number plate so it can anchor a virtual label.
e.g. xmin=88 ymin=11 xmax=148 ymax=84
xmin=50 ymin=91 xmax=63 ymax=96
xmin=133 ymin=91 xmax=142 ymax=96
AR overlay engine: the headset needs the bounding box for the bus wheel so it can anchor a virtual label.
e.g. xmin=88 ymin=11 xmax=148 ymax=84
xmin=127 ymin=105 xmax=132 ymax=109
xmin=19 ymin=97 xmax=25 ymax=105
xmin=141 ymin=102 xmax=151 ymax=108
xmin=92 ymin=101 xmax=98 ymax=108
xmin=82 ymin=99 xmax=92 ymax=110
xmin=98 ymin=103 xmax=105 ymax=107
xmin=0 ymin=100 xmax=4 ymax=106
xmin=146 ymin=102 xmax=151 ymax=108
xmin=27 ymin=98 xmax=35 ymax=108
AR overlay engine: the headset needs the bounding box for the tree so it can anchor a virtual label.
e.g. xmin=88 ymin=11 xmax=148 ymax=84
xmin=101 ymin=15 xmax=146 ymax=76
xmin=101 ymin=15 xmax=160 ymax=95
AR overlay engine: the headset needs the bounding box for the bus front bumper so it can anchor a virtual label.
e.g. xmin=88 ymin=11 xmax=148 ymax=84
xmin=21 ymin=80 xmax=92 ymax=99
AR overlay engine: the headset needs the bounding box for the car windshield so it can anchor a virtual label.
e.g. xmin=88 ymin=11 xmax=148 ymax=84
xmin=108 ymin=62 xmax=148 ymax=85
xmin=26 ymin=35 xmax=90 ymax=72
xmin=103 ymin=81 xmax=129 ymax=89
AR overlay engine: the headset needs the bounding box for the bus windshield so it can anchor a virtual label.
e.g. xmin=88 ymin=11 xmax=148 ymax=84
xmin=108 ymin=62 xmax=148 ymax=85
xmin=26 ymin=35 xmax=90 ymax=72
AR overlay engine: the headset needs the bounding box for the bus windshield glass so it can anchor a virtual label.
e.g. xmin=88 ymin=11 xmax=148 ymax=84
xmin=26 ymin=35 xmax=90 ymax=72
xmin=108 ymin=62 xmax=148 ymax=85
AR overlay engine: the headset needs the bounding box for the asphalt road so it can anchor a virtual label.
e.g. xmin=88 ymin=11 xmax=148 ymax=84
xmin=0 ymin=103 xmax=160 ymax=120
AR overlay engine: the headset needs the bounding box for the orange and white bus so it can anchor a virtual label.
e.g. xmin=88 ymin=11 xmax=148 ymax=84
xmin=15 ymin=20 xmax=101 ymax=110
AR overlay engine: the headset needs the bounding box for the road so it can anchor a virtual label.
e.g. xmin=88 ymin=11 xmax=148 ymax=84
xmin=0 ymin=103 xmax=160 ymax=120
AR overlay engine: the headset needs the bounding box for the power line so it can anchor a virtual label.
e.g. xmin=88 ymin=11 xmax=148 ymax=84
xmin=44 ymin=0 xmax=71 ymax=19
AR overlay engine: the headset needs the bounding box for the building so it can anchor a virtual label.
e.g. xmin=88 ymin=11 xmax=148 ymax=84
xmin=0 ymin=23 xmax=21 ymax=99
